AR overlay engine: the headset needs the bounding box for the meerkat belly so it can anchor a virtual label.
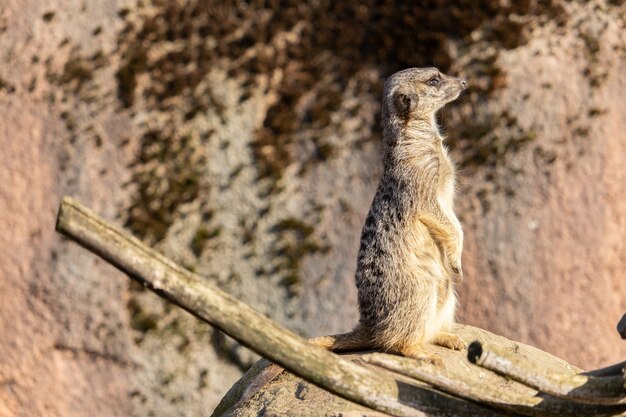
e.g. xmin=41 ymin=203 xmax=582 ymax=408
xmin=356 ymin=219 xmax=450 ymax=347
xmin=401 ymin=219 xmax=456 ymax=339
xmin=436 ymin=279 xmax=457 ymax=331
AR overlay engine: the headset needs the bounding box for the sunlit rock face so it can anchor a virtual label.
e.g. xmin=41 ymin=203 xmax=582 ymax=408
xmin=0 ymin=1 xmax=624 ymax=415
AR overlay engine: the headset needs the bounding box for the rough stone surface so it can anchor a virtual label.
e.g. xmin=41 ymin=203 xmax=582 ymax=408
xmin=222 ymin=366 xmax=396 ymax=417
xmin=0 ymin=1 xmax=624 ymax=416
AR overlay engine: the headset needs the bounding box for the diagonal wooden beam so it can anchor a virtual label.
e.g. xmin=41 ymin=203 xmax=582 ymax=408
xmin=55 ymin=196 xmax=499 ymax=417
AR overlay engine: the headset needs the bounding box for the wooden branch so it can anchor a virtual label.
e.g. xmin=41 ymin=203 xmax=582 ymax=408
xmin=364 ymin=353 xmax=626 ymax=417
xmin=55 ymin=197 xmax=493 ymax=417
xmin=55 ymin=197 xmax=626 ymax=416
xmin=468 ymin=341 xmax=626 ymax=405
xmin=362 ymin=352 xmax=543 ymax=416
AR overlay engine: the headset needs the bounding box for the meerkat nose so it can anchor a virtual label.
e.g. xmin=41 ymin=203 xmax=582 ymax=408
xmin=460 ymin=79 xmax=468 ymax=88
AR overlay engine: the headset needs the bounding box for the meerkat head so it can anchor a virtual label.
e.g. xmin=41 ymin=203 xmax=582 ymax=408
xmin=382 ymin=67 xmax=467 ymax=141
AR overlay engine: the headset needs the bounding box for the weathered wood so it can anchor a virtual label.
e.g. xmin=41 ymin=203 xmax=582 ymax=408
xmin=364 ymin=353 xmax=626 ymax=417
xmin=468 ymin=341 xmax=626 ymax=406
xmin=215 ymin=354 xmax=514 ymax=417
xmin=54 ymin=197 xmax=488 ymax=417
xmin=215 ymin=318 xmax=583 ymax=416
xmin=54 ymin=197 xmax=626 ymax=417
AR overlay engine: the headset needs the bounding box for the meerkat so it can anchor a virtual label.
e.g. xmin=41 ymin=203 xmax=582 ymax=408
xmin=246 ymin=68 xmax=467 ymax=401
xmin=307 ymin=67 xmax=467 ymax=364
xmin=247 ymin=68 xmax=467 ymax=396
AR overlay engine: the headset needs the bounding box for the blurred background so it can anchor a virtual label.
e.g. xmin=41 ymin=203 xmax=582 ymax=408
xmin=0 ymin=0 xmax=625 ymax=416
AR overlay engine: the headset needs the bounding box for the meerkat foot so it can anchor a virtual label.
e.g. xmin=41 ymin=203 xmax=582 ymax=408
xmin=432 ymin=331 xmax=466 ymax=350
xmin=397 ymin=346 xmax=444 ymax=366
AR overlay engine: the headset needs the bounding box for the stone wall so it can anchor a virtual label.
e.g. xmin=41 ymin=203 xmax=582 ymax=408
xmin=0 ymin=1 xmax=624 ymax=415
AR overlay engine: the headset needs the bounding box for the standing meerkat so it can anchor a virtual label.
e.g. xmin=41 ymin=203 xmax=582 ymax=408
xmin=238 ymin=68 xmax=468 ymax=400
xmin=309 ymin=67 xmax=468 ymax=364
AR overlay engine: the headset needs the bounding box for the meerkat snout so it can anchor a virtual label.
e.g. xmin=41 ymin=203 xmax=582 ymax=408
xmin=439 ymin=74 xmax=467 ymax=103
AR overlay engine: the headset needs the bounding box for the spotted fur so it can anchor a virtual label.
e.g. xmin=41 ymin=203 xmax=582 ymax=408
xmin=312 ymin=67 xmax=468 ymax=363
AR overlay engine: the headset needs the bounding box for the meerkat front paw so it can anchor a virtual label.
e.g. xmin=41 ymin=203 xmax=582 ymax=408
xmin=433 ymin=332 xmax=466 ymax=350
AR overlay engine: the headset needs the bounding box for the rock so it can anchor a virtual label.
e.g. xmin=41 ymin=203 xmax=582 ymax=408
xmin=219 ymin=366 xmax=392 ymax=417
xmin=213 ymin=325 xmax=586 ymax=417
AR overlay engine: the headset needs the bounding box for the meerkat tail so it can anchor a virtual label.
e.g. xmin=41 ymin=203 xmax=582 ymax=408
xmin=308 ymin=324 xmax=372 ymax=352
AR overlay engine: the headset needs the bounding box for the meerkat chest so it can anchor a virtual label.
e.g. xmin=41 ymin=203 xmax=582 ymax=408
xmin=436 ymin=146 xmax=456 ymax=209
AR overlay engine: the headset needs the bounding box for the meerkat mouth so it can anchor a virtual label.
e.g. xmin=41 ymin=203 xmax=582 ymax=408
xmin=445 ymin=89 xmax=462 ymax=102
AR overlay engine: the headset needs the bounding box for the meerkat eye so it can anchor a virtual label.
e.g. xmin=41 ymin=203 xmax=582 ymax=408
xmin=427 ymin=77 xmax=440 ymax=86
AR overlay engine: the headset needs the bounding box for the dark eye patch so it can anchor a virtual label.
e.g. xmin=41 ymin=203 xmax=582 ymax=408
xmin=426 ymin=77 xmax=440 ymax=86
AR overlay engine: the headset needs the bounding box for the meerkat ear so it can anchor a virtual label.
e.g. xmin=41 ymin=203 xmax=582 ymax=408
xmin=392 ymin=91 xmax=418 ymax=118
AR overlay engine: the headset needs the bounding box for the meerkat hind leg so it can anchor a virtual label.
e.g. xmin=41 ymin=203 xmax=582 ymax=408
xmin=397 ymin=344 xmax=444 ymax=366
xmin=432 ymin=331 xmax=466 ymax=350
